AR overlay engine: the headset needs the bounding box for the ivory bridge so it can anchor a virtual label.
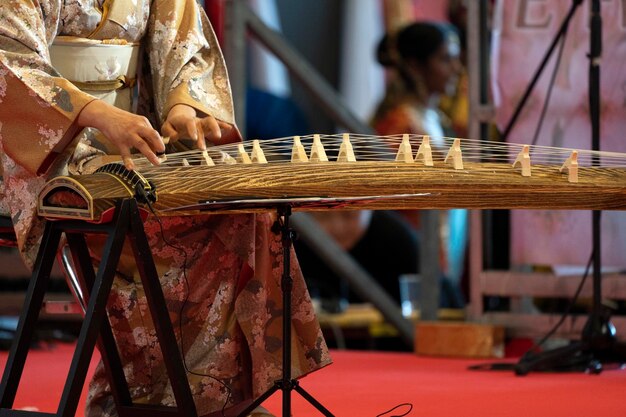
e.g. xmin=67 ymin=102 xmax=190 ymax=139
xmin=37 ymin=134 xmax=626 ymax=222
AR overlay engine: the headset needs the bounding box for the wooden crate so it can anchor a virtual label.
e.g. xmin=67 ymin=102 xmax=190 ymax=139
xmin=415 ymin=321 xmax=505 ymax=358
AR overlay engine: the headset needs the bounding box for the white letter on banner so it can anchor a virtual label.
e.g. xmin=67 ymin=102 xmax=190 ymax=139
xmin=517 ymin=0 xmax=552 ymax=29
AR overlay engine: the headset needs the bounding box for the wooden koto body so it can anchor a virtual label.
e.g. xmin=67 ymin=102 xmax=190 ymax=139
xmin=37 ymin=134 xmax=626 ymax=222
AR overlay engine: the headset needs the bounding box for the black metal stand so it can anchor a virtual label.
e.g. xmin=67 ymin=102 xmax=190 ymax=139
xmin=513 ymin=0 xmax=626 ymax=375
xmin=0 ymin=199 xmax=198 ymax=417
xmin=237 ymin=205 xmax=334 ymax=417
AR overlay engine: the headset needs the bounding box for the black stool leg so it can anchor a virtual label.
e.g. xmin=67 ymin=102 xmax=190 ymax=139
xmin=0 ymin=199 xmax=198 ymax=417
xmin=56 ymin=200 xmax=131 ymax=417
xmin=0 ymin=222 xmax=62 ymax=409
xmin=65 ymin=232 xmax=134 ymax=409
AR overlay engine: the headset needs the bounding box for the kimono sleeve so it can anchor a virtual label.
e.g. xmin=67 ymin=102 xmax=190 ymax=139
xmin=147 ymin=0 xmax=239 ymax=132
xmin=0 ymin=1 xmax=96 ymax=175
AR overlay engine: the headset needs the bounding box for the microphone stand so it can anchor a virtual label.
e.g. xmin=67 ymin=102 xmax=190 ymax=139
xmin=237 ymin=205 xmax=335 ymax=416
xmin=514 ymin=0 xmax=626 ymax=375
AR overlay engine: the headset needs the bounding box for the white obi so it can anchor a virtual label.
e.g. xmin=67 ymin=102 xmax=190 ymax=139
xmin=49 ymin=36 xmax=140 ymax=112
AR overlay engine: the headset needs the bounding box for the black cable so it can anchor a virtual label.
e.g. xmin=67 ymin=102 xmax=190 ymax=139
xmin=141 ymin=193 xmax=233 ymax=416
xmin=376 ymin=402 xmax=413 ymax=417
xmin=500 ymin=0 xmax=584 ymax=142
xmin=530 ymin=33 xmax=568 ymax=147
xmin=469 ymin=251 xmax=592 ymax=371
xmin=521 ymin=251 xmax=593 ymax=358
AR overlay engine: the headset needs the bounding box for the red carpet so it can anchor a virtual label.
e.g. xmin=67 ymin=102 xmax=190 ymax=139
xmin=1 ymin=343 xmax=626 ymax=416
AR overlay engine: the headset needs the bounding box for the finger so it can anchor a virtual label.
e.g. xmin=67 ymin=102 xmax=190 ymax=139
xmin=216 ymin=119 xmax=234 ymax=130
xmin=184 ymin=118 xmax=199 ymax=142
xmin=137 ymin=116 xmax=165 ymax=152
xmin=195 ymin=119 xmax=206 ymax=150
xmin=133 ymin=137 xmax=161 ymax=167
xmin=216 ymin=122 xmax=241 ymax=145
xmin=139 ymin=125 xmax=166 ymax=153
xmin=199 ymin=116 xmax=222 ymax=144
xmin=161 ymin=122 xmax=179 ymax=143
xmin=120 ymin=149 xmax=135 ymax=171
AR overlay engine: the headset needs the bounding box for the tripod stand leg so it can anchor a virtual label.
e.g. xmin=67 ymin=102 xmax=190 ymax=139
xmin=514 ymin=339 xmax=614 ymax=376
xmin=293 ymin=382 xmax=335 ymax=417
xmin=237 ymin=206 xmax=334 ymax=417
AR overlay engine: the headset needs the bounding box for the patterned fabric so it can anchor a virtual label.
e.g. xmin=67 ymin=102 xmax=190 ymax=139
xmin=0 ymin=0 xmax=237 ymax=266
xmin=85 ymin=213 xmax=330 ymax=416
xmin=0 ymin=1 xmax=331 ymax=415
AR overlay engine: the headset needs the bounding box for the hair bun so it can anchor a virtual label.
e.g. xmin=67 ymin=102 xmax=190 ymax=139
xmin=376 ymin=33 xmax=397 ymax=68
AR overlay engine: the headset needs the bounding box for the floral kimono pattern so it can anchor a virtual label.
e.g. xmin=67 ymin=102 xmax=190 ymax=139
xmin=0 ymin=1 xmax=331 ymax=415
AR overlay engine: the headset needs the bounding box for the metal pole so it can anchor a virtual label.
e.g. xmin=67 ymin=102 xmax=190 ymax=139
xmin=243 ymin=6 xmax=375 ymax=135
xmin=419 ymin=210 xmax=440 ymax=322
xmin=223 ymin=0 xmax=247 ymax=136
xmin=467 ymin=0 xmax=490 ymax=320
xmin=589 ymin=0 xmax=603 ymax=329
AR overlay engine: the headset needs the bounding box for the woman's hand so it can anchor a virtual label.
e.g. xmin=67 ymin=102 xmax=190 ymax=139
xmin=161 ymin=104 xmax=239 ymax=150
xmin=77 ymin=100 xmax=165 ymax=170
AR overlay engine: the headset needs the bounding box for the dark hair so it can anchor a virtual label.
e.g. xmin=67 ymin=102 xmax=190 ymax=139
xmin=376 ymin=22 xmax=449 ymax=68
xmin=372 ymin=22 xmax=457 ymax=124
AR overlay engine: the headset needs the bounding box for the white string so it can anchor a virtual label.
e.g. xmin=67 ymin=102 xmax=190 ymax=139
xmin=126 ymin=134 xmax=626 ymax=176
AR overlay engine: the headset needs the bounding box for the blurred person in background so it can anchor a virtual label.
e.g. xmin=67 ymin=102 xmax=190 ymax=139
xmin=295 ymin=21 xmax=465 ymax=322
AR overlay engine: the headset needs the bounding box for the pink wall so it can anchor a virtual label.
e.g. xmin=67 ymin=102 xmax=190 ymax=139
xmin=412 ymin=0 xmax=449 ymax=22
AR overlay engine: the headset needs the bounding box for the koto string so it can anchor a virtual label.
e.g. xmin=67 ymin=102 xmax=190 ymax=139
xmin=125 ymin=135 xmax=626 ymax=184
xmin=134 ymin=135 xmax=626 ymax=164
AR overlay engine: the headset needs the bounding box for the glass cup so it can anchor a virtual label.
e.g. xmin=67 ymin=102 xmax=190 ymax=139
xmin=399 ymin=274 xmax=421 ymax=319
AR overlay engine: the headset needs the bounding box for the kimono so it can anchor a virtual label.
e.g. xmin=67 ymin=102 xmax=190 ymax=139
xmin=0 ymin=1 xmax=331 ymax=415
